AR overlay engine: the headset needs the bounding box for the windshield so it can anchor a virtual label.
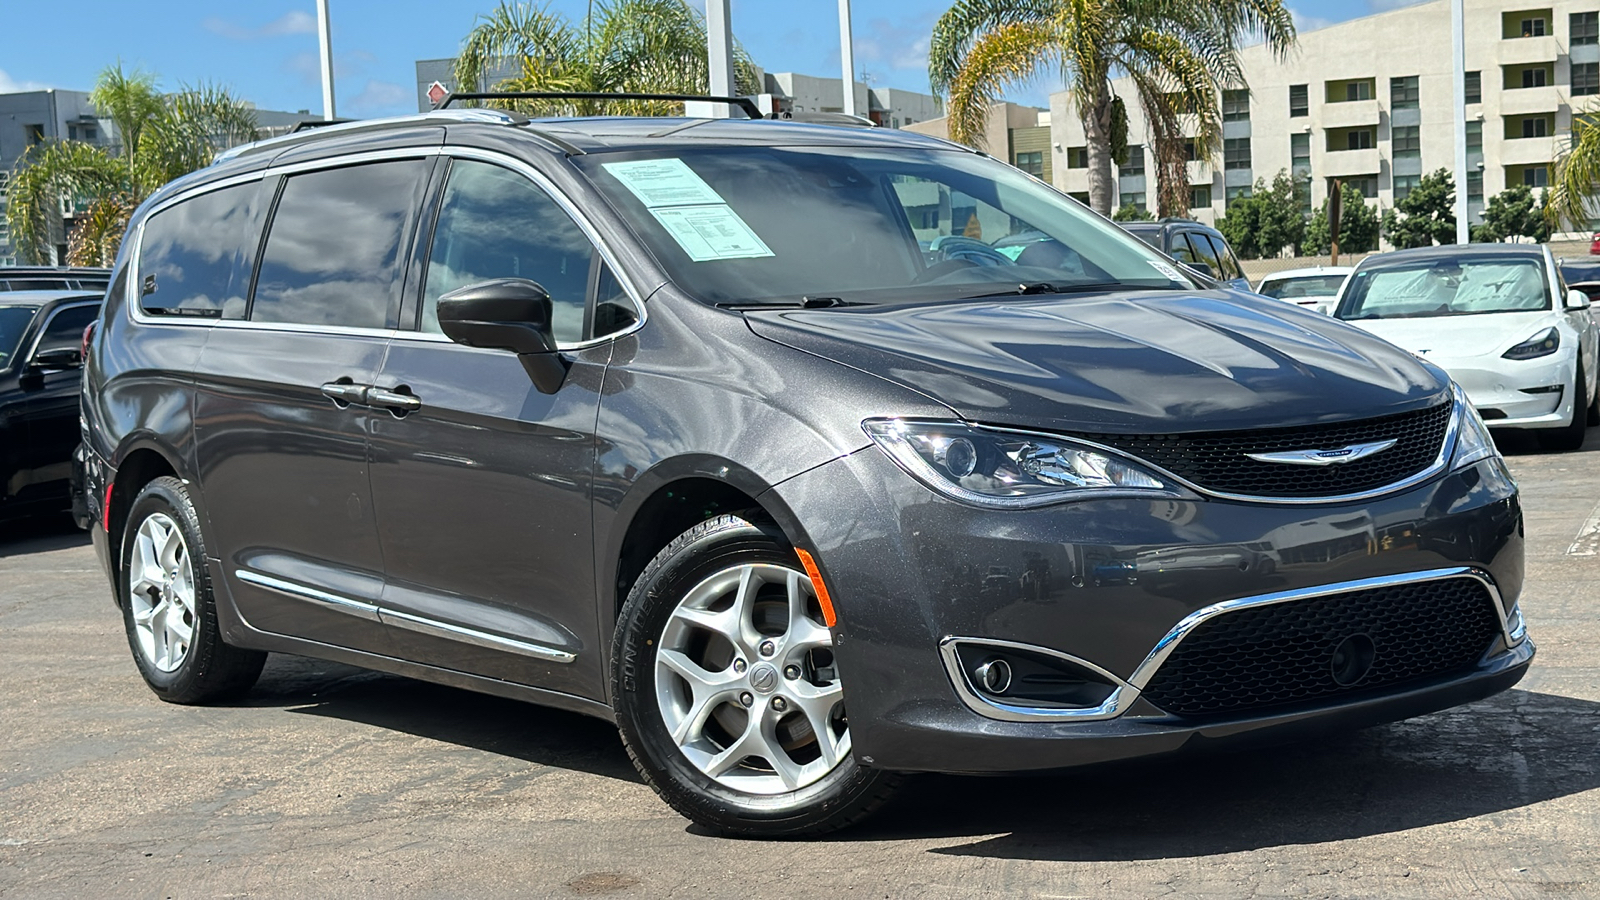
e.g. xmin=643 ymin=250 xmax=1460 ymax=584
xmin=1259 ymin=274 xmax=1347 ymax=299
xmin=574 ymin=145 xmax=1194 ymax=305
xmin=1336 ymin=256 xmax=1551 ymax=319
xmin=0 ymin=305 xmax=38 ymax=370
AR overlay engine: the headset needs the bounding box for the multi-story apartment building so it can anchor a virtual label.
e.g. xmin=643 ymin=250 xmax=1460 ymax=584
xmin=903 ymin=102 xmax=1054 ymax=181
xmin=1048 ymin=0 xmax=1599 ymax=228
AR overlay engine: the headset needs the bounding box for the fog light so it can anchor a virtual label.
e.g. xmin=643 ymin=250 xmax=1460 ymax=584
xmin=974 ymin=658 xmax=1012 ymax=694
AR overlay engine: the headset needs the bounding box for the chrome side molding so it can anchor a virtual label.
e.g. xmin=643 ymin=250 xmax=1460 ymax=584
xmin=233 ymin=569 xmax=575 ymax=664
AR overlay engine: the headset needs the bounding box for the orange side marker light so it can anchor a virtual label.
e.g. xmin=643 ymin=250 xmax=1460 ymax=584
xmin=794 ymin=548 xmax=838 ymax=628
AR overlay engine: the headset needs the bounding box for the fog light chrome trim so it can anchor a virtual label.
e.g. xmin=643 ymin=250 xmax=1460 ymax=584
xmin=939 ymin=637 xmax=1136 ymax=722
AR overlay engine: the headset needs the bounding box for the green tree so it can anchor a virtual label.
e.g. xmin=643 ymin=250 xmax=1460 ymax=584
xmin=1301 ymin=183 xmax=1380 ymax=255
xmin=1547 ymin=109 xmax=1600 ymax=231
xmin=453 ymin=0 xmax=761 ymax=117
xmin=1473 ymin=185 xmax=1551 ymax=242
xmin=928 ymin=0 xmax=1296 ymax=217
xmin=1112 ymin=202 xmax=1154 ymax=222
xmin=1381 ymin=168 xmax=1457 ymax=248
xmin=6 ymin=65 xmax=257 ymax=265
xmin=1215 ymin=169 xmax=1306 ymax=259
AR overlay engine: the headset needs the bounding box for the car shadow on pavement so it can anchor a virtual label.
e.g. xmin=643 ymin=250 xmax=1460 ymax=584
xmin=1491 ymin=427 xmax=1600 ymax=456
xmin=0 ymin=515 xmax=90 ymax=558
xmin=240 ymin=653 xmax=640 ymax=783
xmin=849 ymin=688 xmax=1600 ymax=859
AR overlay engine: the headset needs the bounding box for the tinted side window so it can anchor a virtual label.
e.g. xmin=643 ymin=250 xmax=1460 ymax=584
xmin=1200 ymin=234 xmax=1243 ymax=281
xmin=252 ymin=160 xmax=428 ymax=329
xmin=36 ymin=304 xmax=99 ymax=352
xmin=137 ymin=182 xmax=260 ymax=319
xmin=422 ymin=160 xmax=595 ymax=343
xmin=1166 ymin=236 xmax=1198 ymax=264
xmin=592 ymin=263 xmax=639 ymax=339
xmin=1184 ymin=233 xmax=1222 ymax=275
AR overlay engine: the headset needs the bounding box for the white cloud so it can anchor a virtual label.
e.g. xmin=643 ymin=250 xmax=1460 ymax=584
xmin=346 ymin=80 xmax=410 ymax=115
xmin=1368 ymin=0 xmax=1431 ymax=12
xmin=0 ymin=68 xmax=52 ymax=92
xmin=1289 ymin=7 xmax=1336 ymax=31
xmin=203 ymin=10 xmax=317 ymax=41
xmin=852 ymin=13 xmax=940 ymax=80
xmin=283 ymin=49 xmax=374 ymax=86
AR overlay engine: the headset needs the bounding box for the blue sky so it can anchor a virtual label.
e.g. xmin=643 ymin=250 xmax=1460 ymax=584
xmin=0 ymin=0 xmax=1422 ymax=119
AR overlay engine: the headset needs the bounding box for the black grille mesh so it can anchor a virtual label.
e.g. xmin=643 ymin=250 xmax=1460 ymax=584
xmin=1140 ymin=577 xmax=1501 ymax=719
xmin=1076 ymin=402 xmax=1453 ymax=498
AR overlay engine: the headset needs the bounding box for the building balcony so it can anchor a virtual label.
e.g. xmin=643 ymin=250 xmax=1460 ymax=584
xmin=1320 ymin=98 xmax=1381 ymax=129
xmin=1321 ymin=147 xmax=1381 ymax=178
xmin=1500 ymin=84 xmax=1562 ymax=115
xmin=1060 ymin=167 xmax=1090 ymax=193
xmin=1185 ymin=159 xmax=1214 ymax=183
xmin=1498 ymin=34 xmax=1560 ymax=66
xmin=1499 ymin=136 xmax=1556 ymax=166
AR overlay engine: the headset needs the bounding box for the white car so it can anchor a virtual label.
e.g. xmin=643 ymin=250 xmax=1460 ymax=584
xmin=1256 ymin=266 xmax=1353 ymax=314
xmin=1334 ymin=245 xmax=1599 ymax=451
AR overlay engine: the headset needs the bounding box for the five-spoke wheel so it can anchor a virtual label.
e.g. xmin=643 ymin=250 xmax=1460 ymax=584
xmin=127 ymin=512 xmax=197 ymax=672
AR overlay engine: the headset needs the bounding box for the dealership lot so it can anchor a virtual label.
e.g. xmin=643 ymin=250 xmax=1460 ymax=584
xmin=0 ymin=431 xmax=1596 ymax=899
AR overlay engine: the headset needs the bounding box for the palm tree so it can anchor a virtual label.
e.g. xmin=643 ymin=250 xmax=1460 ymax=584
xmin=929 ymin=0 xmax=1296 ymax=216
xmin=453 ymin=0 xmax=762 ymax=118
xmin=6 ymin=65 xmax=258 ymax=266
xmin=1547 ymin=110 xmax=1600 ymax=232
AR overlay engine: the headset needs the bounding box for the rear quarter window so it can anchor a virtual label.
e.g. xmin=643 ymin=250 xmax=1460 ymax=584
xmin=138 ymin=182 xmax=262 ymax=319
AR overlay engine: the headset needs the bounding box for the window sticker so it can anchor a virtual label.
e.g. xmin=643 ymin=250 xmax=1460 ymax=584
xmin=1147 ymin=259 xmax=1186 ymax=282
xmin=649 ymin=205 xmax=775 ymax=262
xmin=601 ymin=158 xmax=725 ymax=207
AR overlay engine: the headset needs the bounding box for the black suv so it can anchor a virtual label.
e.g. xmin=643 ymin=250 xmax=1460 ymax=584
xmin=1122 ymin=218 xmax=1251 ymax=291
xmin=1 ymin=286 xmax=103 ymax=522
xmin=81 ymin=103 xmax=1531 ymax=837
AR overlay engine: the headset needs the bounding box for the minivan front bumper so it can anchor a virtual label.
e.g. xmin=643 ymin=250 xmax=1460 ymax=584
xmin=766 ymin=445 xmax=1530 ymax=774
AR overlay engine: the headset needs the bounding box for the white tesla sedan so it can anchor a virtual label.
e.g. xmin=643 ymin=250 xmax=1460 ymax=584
xmin=1334 ymin=245 xmax=1599 ymax=451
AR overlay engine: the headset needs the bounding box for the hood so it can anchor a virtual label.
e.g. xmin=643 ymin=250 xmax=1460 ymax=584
xmin=1343 ymin=310 xmax=1559 ymax=359
xmin=745 ymin=290 xmax=1448 ymax=434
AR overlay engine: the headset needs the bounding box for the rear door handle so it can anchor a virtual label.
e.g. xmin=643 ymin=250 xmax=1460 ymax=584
xmin=368 ymin=387 xmax=421 ymax=412
xmin=320 ymin=381 xmax=369 ymax=406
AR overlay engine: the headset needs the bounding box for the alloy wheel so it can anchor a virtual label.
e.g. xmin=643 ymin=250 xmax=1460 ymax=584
xmin=127 ymin=512 xmax=196 ymax=672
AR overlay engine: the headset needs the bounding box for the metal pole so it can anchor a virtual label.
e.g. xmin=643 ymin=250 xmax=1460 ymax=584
xmin=1452 ymin=0 xmax=1469 ymax=243
xmin=839 ymin=0 xmax=857 ymax=117
xmin=705 ymin=0 xmax=735 ymax=119
xmin=316 ymin=0 xmax=336 ymax=120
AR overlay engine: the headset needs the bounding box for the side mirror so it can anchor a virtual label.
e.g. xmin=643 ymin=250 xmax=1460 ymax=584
xmin=1566 ymin=288 xmax=1592 ymax=311
xmin=1185 ymin=260 xmax=1214 ymax=279
xmin=436 ymin=278 xmax=567 ymax=393
xmin=30 ymin=346 xmax=83 ymax=371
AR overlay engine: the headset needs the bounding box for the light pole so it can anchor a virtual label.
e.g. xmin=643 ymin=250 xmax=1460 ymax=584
xmin=704 ymin=0 xmax=735 ymax=118
xmin=1452 ymin=0 xmax=1469 ymax=243
xmin=316 ymin=0 xmax=337 ymax=121
xmin=838 ymin=0 xmax=856 ymax=117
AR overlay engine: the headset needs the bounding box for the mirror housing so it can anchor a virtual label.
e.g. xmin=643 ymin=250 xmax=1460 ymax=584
xmin=30 ymin=346 xmax=83 ymax=371
xmin=1566 ymin=288 xmax=1592 ymax=311
xmin=436 ymin=278 xmax=567 ymax=393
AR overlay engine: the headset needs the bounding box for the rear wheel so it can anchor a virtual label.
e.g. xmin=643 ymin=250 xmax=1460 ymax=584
xmin=612 ymin=514 xmax=902 ymax=837
xmin=121 ymin=477 xmax=266 ymax=703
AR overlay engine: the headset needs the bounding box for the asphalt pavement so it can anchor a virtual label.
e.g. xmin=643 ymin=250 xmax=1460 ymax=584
xmin=2 ymin=429 xmax=1598 ymax=899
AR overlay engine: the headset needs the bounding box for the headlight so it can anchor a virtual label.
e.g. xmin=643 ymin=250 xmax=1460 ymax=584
xmin=1449 ymin=383 xmax=1499 ymax=470
xmin=862 ymin=419 xmax=1183 ymax=508
xmin=1502 ymin=326 xmax=1560 ymax=360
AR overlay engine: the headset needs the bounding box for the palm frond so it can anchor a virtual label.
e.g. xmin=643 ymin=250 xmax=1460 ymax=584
xmin=4 ymin=141 xmax=127 ymax=264
xmin=929 ymin=0 xmax=1059 ymax=96
xmin=945 ymin=20 xmax=1061 ymax=148
xmin=454 ymin=2 xmax=581 ymax=102
xmin=1548 ymin=106 xmax=1600 ymax=231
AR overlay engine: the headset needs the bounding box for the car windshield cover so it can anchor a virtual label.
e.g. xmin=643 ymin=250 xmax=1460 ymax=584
xmin=1337 ymin=256 xmax=1550 ymax=319
xmin=574 ymin=145 xmax=1193 ymax=305
xmin=0 ymin=305 xmax=38 ymax=370
xmin=1260 ymin=274 xmax=1347 ymax=299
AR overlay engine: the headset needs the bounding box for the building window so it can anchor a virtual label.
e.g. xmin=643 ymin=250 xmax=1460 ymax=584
xmin=1225 ymin=185 xmax=1252 ymax=204
xmin=1521 ymin=116 xmax=1550 ymax=138
xmin=1291 ymin=132 xmax=1311 ymax=175
xmin=1190 ymin=184 xmax=1212 ymax=208
xmin=1224 ymin=137 xmax=1251 ymax=170
xmin=1390 ymin=76 xmax=1419 ymax=110
xmin=891 ymin=117 xmax=900 ymax=128
xmin=1576 ymin=62 xmax=1600 ymax=96
xmin=1120 ymin=192 xmax=1146 ymax=209
xmin=1393 ymin=174 xmax=1420 ymax=201
xmin=1120 ymin=146 xmax=1145 ymax=177
xmin=1465 ymin=71 xmax=1482 ymax=103
xmin=25 ymin=124 xmax=44 ymax=145
xmin=1524 ymin=166 xmax=1549 ymax=187
xmin=1467 ymin=170 xmax=1484 ymax=201
xmin=1067 ymin=146 xmax=1089 ymax=169
xmin=1289 ymin=84 xmax=1308 ymax=117
xmin=0 ymin=171 xmax=8 ymax=199
xmin=1222 ymin=89 xmax=1250 ymax=122
xmin=1522 ymin=67 xmax=1549 ymax=88
xmin=1392 ymin=125 xmax=1420 ymax=158
xmin=1182 ymin=138 xmax=1198 ymax=161
xmin=1345 ymin=129 xmax=1374 ymax=151
xmin=1014 ymin=150 xmax=1044 ymax=177
xmin=1467 ymin=120 xmax=1483 ymax=152
xmin=1346 ymin=81 xmax=1372 ymax=101
xmin=1520 ymin=16 xmax=1547 ymax=36
xmin=1344 ymin=175 xmax=1378 ymax=199
xmin=1575 ymin=11 xmax=1599 ymax=45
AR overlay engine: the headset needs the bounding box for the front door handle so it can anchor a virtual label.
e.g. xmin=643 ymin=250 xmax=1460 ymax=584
xmin=320 ymin=381 xmax=369 ymax=407
xmin=368 ymin=387 xmax=422 ymax=413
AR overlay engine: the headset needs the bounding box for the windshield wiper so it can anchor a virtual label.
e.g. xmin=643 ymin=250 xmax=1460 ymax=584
xmin=959 ymin=282 xmax=1126 ymax=300
xmin=716 ymin=296 xmax=863 ymax=311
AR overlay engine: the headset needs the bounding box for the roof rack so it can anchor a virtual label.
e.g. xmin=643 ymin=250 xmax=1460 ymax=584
xmin=436 ymin=91 xmax=764 ymax=120
xmin=290 ymin=118 xmax=356 ymax=133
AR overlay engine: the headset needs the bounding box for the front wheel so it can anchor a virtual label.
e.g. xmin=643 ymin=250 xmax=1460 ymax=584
xmin=612 ymin=514 xmax=902 ymax=837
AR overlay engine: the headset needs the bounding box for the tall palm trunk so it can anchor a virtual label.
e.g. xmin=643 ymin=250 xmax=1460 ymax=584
xmin=1082 ymin=83 xmax=1117 ymax=216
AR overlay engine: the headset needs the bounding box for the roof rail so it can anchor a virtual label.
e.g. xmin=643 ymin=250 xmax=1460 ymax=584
xmin=212 ymin=109 xmax=529 ymax=164
xmin=437 ymin=91 xmax=764 ymax=120
xmin=289 ymin=118 xmax=355 ymax=133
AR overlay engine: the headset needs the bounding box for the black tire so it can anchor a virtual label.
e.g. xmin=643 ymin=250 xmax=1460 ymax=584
xmin=120 ymin=476 xmax=266 ymax=704
xmin=1537 ymin=362 xmax=1589 ymax=452
xmin=612 ymin=514 xmax=903 ymax=838
xmin=1587 ymin=366 xmax=1600 ymax=427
